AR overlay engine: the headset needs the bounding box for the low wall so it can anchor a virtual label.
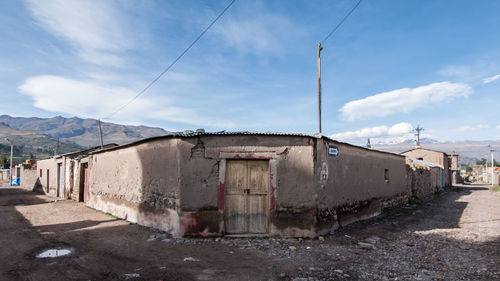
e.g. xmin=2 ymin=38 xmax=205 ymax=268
xmin=406 ymin=159 xmax=442 ymax=199
xmin=20 ymin=166 xmax=41 ymax=191
xmin=0 ymin=170 xmax=9 ymax=184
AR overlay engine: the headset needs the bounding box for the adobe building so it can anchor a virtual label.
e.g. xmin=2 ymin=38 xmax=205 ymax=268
xmin=401 ymin=148 xmax=460 ymax=187
xmin=36 ymin=144 xmax=117 ymax=200
xmin=78 ymin=132 xmax=408 ymax=238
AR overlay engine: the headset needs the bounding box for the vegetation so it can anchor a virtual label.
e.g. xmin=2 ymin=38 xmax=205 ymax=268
xmin=476 ymin=158 xmax=500 ymax=166
xmin=0 ymin=136 xmax=86 ymax=168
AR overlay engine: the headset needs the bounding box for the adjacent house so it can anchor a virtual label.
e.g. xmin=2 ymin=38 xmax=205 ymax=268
xmin=401 ymin=148 xmax=460 ymax=187
xmin=405 ymin=157 xmax=443 ymax=198
xmin=37 ymin=144 xmax=117 ymax=201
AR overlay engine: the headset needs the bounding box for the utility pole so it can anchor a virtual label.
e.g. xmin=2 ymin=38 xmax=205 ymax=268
xmin=490 ymin=145 xmax=495 ymax=186
xmin=98 ymin=119 xmax=104 ymax=149
xmin=55 ymin=137 xmax=59 ymax=156
xmin=414 ymin=125 xmax=424 ymax=148
xmin=5 ymin=138 xmax=13 ymax=185
xmin=485 ymin=160 xmax=488 ymax=183
xmin=317 ymin=43 xmax=323 ymax=135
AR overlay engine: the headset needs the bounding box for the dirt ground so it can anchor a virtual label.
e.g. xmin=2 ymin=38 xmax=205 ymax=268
xmin=0 ymin=184 xmax=498 ymax=281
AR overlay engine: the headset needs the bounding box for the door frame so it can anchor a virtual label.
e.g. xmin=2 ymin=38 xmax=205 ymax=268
xmin=218 ymin=151 xmax=278 ymax=235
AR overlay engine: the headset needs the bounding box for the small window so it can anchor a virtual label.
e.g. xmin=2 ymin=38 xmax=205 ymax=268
xmin=417 ymin=157 xmax=423 ymax=160
xmin=384 ymin=169 xmax=389 ymax=182
xmin=40 ymin=169 xmax=42 ymax=177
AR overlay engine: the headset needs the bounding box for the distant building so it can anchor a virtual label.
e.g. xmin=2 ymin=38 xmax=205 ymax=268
xmin=37 ymin=144 xmax=117 ymax=200
xmin=401 ymin=148 xmax=460 ymax=186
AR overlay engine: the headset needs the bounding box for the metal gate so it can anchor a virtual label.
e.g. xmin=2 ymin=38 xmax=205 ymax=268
xmin=225 ymin=160 xmax=269 ymax=234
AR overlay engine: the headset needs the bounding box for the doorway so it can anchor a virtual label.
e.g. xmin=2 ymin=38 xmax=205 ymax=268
xmin=225 ymin=160 xmax=269 ymax=234
xmin=79 ymin=163 xmax=88 ymax=202
xmin=57 ymin=163 xmax=63 ymax=198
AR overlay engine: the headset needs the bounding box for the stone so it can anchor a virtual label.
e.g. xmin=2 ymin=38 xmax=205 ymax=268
xmin=358 ymin=242 xmax=377 ymax=250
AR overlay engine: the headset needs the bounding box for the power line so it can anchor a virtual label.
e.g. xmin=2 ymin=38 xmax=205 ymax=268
xmin=320 ymin=0 xmax=362 ymax=44
xmin=103 ymin=0 xmax=237 ymax=119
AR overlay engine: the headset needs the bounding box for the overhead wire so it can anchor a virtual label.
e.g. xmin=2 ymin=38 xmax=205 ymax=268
xmin=103 ymin=0 xmax=237 ymax=120
xmin=320 ymin=0 xmax=362 ymax=44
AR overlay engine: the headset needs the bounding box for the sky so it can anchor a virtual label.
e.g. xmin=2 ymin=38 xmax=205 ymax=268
xmin=0 ymin=0 xmax=499 ymax=145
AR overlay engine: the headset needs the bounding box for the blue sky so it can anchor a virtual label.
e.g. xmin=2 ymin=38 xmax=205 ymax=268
xmin=0 ymin=0 xmax=499 ymax=145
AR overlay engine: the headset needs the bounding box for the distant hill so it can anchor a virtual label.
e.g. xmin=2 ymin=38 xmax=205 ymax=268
xmin=0 ymin=115 xmax=169 ymax=146
xmin=0 ymin=122 xmax=86 ymax=165
xmin=373 ymin=140 xmax=500 ymax=165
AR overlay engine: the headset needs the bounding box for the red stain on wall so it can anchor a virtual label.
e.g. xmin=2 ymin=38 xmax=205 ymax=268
xmin=269 ymin=164 xmax=276 ymax=210
xmin=218 ymin=182 xmax=226 ymax=211
xmin=180 ymin=212 xmax=201 ymax=234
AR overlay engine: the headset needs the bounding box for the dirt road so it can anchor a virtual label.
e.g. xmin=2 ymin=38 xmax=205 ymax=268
xmin=0 ymin=184 xmax=498 ymax=281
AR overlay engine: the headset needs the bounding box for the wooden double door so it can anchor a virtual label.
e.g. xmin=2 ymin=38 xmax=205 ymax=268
xmin=225 ymin=160 xmax=270 ymax=234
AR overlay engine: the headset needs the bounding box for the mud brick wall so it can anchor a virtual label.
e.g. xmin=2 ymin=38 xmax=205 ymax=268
xmin=406 ymin=164 xmax=441 ymax=199
xmin=20 ymin=166 xmax=41 ymax=191
xmin=178 ymin=135 xmax=317 ymax=237
xmin=315 ymin=139 xmax=408 ymax=234
xmin=87 ymin=138 xmax=181 ymax=235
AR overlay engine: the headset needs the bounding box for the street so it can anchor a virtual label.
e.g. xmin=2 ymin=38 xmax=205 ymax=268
xmin=0 ymin=184 xmax=498 ymax=281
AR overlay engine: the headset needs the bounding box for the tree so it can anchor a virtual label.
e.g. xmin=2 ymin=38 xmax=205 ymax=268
xmin=476 ymin=158 xmax=487 ymax=165
xmin=0 ymin=152 xmax=7 ymax=169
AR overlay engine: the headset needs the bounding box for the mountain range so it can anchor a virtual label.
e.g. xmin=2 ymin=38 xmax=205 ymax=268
xmin=0 ymin=122 xmax=85 ymax=166
xmin=0 ymin=115 xmax=497 ymax=166
xmin=0 ymin=115 xmax=169 ymax=147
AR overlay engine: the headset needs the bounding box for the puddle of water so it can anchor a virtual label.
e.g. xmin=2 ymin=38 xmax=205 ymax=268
xmin=36 ymin=248 xmax=73 ymax=258
xmin=123 ymin=273 xmax=140 ymax=280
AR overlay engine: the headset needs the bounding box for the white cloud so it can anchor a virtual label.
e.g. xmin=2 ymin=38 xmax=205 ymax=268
xmin=497 ymin=125 xmax=500 ymax=130
xmin=438 ymin=66 xmax=470 ymax=78
xmin=330 ymin=122 xmax=413 ymax=140
xmin=24 ymin=0 xmax=131 ymax=66
xmin=339 ymin=82 xmax=473 ymax=121
xmin=454 ymin=124 xmax=490 ymax=132
xmin=454 ymin=126 xmax=476 ymax=132
xmin=18 ymin=75 xmax=234 ymax=128
xmin=483 ymin=74 xmax=500 ymax=84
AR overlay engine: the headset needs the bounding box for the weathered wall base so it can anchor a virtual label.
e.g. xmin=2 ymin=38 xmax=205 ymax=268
xmin=87 ymin=196 xmax=181 ymax=236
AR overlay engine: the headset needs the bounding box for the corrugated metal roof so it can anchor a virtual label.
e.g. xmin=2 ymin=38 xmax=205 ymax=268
xmin=167 ymin=130 xmax=322 ymax=138
xmin=401 ymin=147 xmax=450 ymax=156
xmin=407 ymin=157 xmax=443 ymax=169
xmin=86 ymin=130 xmax=404 ymax=158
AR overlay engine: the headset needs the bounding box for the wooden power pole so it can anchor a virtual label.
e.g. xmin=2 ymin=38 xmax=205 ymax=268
xmin=414 ymin=125 xmax=424 ymax=148
xmin=317 ymin=43 xmax=323 ymax=135
xmin=55 ymin=137 xmax=59 ymax=156
xmin=98 ymin=119 xmax=104 ymax=149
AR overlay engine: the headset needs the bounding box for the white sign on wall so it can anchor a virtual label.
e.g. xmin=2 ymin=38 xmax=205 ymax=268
xmin=328 ymin=146 xmax=339 ymax=156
